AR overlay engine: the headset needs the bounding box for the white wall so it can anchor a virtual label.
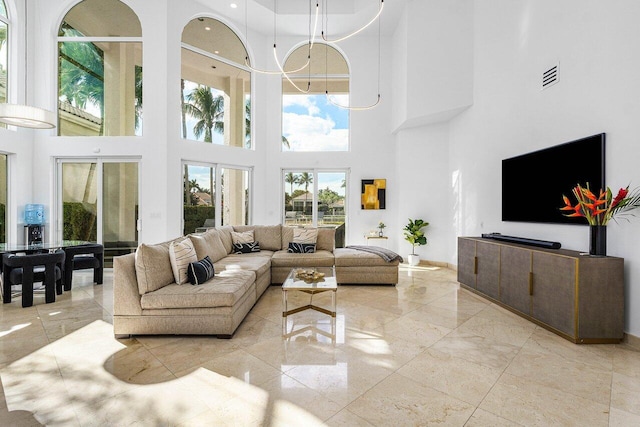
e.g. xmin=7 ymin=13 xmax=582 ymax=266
xmin=396 ymin=0 xmax=640 ymax=336
xmin=20 ymin=0 xmax=398 ymax=249
xmin=391 ymin=0 xmax=473 ymax=132
xmin=395 ymin=123 xmax=451 ymax=260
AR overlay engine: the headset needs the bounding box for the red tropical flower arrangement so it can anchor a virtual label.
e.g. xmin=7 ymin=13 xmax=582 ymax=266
xmin=561 ymin=183 xmax=640 ymax=225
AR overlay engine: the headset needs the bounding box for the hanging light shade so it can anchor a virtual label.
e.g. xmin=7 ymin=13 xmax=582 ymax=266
xmin=0 ymin=103 xmax=57 ymax=129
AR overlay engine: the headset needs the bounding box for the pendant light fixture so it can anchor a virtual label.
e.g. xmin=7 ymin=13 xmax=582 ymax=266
xmin=244 ymin=0 xmax=318 ymax=78
xmin=243 ymin=0 xmax=384 ymax=105
xmin=0 ymin=0 xmax=56 ymax=129
xmin=325 ymin=0 xmax=382 ymax=111
xmin=321 ymin=0 xmax=384 ymax=44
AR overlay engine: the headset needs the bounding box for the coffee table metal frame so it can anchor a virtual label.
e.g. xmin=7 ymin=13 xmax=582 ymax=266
xmin=282 ymin=267 xmax=337 ymax=318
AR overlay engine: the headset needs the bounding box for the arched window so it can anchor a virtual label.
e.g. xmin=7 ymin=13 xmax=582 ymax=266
xmin=0 ymin=0 xmax=9 ymax=116
xmin=57 ymin=0 xmax=142 ymax=136
xmin=181 ymin=17 xmax=251 ymax=149
xmin=281 ymin=43 xmax=349 ymax=152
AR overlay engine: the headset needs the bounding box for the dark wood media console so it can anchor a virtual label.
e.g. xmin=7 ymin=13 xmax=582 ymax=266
xmin=457 ymin=237 xmax=624 ymax=344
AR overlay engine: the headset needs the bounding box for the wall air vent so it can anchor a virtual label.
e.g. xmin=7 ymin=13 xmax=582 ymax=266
xmin=542 ymin=63 xmax=559 ymax=90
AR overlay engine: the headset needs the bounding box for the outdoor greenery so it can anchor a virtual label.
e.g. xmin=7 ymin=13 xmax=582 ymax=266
xmin=0 ymin=203 xmax=5 ymax=243
xmin=63 ymin=202 xmax=97 ymax=241
xmin=183 ymin=205 xmax=216 ymax=235
xmin=183 ymin=85 xmax=224 ymax=142
xmin=58 ymin=23 xmax=143 ymax=135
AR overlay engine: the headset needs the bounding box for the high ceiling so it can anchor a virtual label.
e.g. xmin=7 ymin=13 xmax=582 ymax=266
xmin=195 ymin=0 xmax=407 ymax=38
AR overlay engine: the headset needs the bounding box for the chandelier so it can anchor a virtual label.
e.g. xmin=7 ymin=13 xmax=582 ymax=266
xmin=244 ymin=0 xmax=383 ymax=110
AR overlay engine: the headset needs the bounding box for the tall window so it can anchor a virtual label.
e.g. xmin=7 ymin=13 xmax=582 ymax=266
xmin=57 ymin=0 xmax=142 ymax=136
xmin=0 ymin=0 xmax=8 ymax=130
xmin=181 ymin=17 xmax=251 ymax=149
xmin=58 ymin=159 xmax=139 ymax=266
xmin=283 ymin=170 xmax=347 ymax=247
xmin=282 ymin=44 xmax=349 ymax=152
xmin=183 ymin=162 xmax=251 ymax=234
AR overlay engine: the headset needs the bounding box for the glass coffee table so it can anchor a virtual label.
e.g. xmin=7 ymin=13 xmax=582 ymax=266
xmin=282 ymin=267 xmax=337 ymax=318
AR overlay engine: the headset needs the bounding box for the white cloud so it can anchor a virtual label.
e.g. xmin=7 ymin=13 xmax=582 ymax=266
xmin=283 ymin=112 xmax=348 ymax=151
xmin=282 ymin=95 xmax=320 ymax=116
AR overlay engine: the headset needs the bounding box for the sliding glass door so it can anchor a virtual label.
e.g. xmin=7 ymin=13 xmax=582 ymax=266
xmin=183 ymin=162 xmax=251 ymax=234
xmin=282 ymin=169 xmax=347 ymax=247
xmin=58 ymin=159 xmax=139 ymax=266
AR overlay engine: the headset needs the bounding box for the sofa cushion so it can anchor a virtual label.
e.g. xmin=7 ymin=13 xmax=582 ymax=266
xmin=135 ymin=240 xmax=176 ymax=295
xmin=217 ymin=226 xmax=235 ymax=254
xmin=169 ymin=238 xmax=198 ymax=285
xmin=214 ymin=254 xmax=271 ymax=277
xmin=271 ymin=249 xmax=335 ymax=267
xmin=293 ymin=227 xmax=318 ymax=244
xmin=140 ymin=269 xmax=256 ymax=309
xmin=189 ymin=229 xmax=228 ymax=263
xmin=233 ymin=242 xmax=261 ymax=254
xmin=288 ymin=242 xmax=316 ymax=253
xmin=233 ymin=225 xmax=282 ymax=251
xmin=187 ymin=256 xmax=215 ymax=285
xmin=231 ymin=230 xmax=254 ymax=244
xmin=282 ymin=226 xmax=335 ymax=252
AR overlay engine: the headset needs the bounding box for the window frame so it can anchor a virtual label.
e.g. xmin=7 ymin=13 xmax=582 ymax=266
xmin=57 ymin=0 xmax=143 ymax=138
xmin=0 ymin=0 xmax=10 ymax=109
xmin=281 ymin=168 xmax=349 ymax=228
xmin=181 ymin=160 xmax=253 ymax=232
xmin=180 ymin=18 xmax=254 ymax=150
xmin=54 ymin=156 xmax=141 ymax=246
xmin=281 ymin=43 xmax=351 ymax=153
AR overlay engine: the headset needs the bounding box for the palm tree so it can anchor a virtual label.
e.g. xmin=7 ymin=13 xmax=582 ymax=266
xmin=183 ymin=86 xmax=224 ymax=142
xmin=180 ymin=79 xmax=188 ymax=138
xmin=298 ymin=172 xmax=313 ymax=214
xmin=0 ymin=25 xmax=6 ymax=102
xmin=58 ymin=39 xmax=105 ymax=132
xmin=285 ymin=173 xmax=300 ymax=207
xmin=134 ymin=65 xmax=143 ymax=133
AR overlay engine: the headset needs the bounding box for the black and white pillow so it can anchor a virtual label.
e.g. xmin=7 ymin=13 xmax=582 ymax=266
xmin=287 ymin=242 xmax=316 ymax=253
xmin=233 ymin=241 xmax=261 ymax=254
xmin=187 ymin=256 xmax=215 ymax=285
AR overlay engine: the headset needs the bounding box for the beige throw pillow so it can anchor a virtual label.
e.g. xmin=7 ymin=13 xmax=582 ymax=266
xmin=293 ymin=227 xmax=318 ymax=244
xmin=169 ymin=238 xmax=198 ymax=285
xmin=231 ymin=230 xmax=254 ymax=244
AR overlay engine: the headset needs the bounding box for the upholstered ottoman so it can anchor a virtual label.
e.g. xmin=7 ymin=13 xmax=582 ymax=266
xmin=334 ymin=248 xmax=400 ymax=285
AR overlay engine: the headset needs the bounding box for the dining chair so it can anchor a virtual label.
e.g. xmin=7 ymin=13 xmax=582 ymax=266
xmin=2 ymin=250 xmax=65 ymax=308
xmin=63 ymin=243 xmax=104 ymax=291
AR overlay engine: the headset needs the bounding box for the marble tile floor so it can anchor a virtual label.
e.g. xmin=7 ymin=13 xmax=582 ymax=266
xmin=1 ymin=265 xmax=640 ymax=426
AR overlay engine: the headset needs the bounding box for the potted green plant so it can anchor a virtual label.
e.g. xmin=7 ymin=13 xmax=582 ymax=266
xmin=377 ymin=221 xmax=386 ymax=237
xmin=403 ymin=218 xmax=428 ymax=266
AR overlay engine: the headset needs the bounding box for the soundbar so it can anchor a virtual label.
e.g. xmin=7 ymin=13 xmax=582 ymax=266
xmin=481 ymin=233 xmax=561 ymax=249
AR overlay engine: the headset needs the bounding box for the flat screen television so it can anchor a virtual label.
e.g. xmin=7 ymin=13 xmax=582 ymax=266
xmin=502 ymin=133 xmax=605 ymax=224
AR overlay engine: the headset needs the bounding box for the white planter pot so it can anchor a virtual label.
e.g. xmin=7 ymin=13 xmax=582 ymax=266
xmin=408 ymin=254 xmax=420 ymax=266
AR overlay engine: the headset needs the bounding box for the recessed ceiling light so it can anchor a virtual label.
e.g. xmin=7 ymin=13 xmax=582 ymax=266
xmin=205 ymin=26 xmax=211 ymax=31
xmin=230 ymin=3 xmax=237 ymax=8
xmin=214 ymin=50 xmax=220 ymax=54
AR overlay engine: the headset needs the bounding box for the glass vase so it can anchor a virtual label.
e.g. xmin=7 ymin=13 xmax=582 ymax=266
xmin=589 ymin=225 xmax=607 ymax=256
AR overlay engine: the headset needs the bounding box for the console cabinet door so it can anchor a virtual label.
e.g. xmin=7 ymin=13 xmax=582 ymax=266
xmin=500 ymin=246 xmax=531 ymax=315
xmin=531 ymin=252 xmax=576 ymax=336
xmin=457 ymin=238 xmax=476 ymax=288
xmin=476 ymin=241 xmax=500 ymax=300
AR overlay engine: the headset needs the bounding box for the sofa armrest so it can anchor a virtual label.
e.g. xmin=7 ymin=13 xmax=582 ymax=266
xmin=114 ymin=253 xmax=143 ymax=315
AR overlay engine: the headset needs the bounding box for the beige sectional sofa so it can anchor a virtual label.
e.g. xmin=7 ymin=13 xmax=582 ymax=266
xmin=113 ymin=225 xmax=400 ymax=338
